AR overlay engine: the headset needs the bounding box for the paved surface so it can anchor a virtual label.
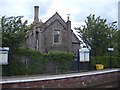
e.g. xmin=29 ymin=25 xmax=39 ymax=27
xmin=1 ymin=68 xmax=120 ymax=84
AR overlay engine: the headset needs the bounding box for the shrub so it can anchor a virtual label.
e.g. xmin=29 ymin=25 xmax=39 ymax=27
xmin=46 ymin=50 xmax=75 ymax=73
xmin=91 ymin=56 xmax=120 ymax=68
xmin=2 ymin=49 xmax=75 ymax=76
xmin=2 ymin=58 xmax=26 ymax=76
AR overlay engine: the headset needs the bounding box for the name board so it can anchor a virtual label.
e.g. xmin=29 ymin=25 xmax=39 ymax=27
xmin=0 ymin=47 xmax=9 ymax=65
xmin=79 ymin=48 xmax=90 ymax=62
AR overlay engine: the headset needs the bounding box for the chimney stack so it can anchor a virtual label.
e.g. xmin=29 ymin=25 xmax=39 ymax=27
xmin=34 ymin=6 xmax=39 ymax=23
xmin=66 ymin=14 xmax=72 ymax=52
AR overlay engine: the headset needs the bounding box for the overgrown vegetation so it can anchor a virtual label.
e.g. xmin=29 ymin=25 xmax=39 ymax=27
xmin=91 ymin=56 xmax=120 ymax=68
xmin=2 ymin=48 xmax=120 ymax=76
xmin=2 ymin=49 xmax=75 ymax=76
xmin=46 ymin=50 xmax=75 ymax=73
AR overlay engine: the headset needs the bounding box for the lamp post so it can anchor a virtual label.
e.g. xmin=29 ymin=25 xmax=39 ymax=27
xmin=107 ymin=21 xmax=117 ymax=69
xmin=108 ymin=47 xmax=114 ymax=68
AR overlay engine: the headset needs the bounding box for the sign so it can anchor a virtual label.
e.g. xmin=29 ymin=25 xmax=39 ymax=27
xmin=108 ymin=48 xmax=114 ymax=51
xmin=0 ymin=47 xmax=9 ymax=65
xmin=79 ymin=47 xmax=90 ymax=62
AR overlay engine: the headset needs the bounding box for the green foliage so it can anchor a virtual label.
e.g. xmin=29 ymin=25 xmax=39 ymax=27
xmin=47 ymin=50 xmax=75 ymax=72
xmin=91 ymin=56 xmax=120 ymax=68
xmin=115 ymin=30 xmax=120 ymax=57
xmin=1 ymin=16 xmax=29 ymax=51
xmin=2 ymin=32 xmax=25 ymax=50
xmin=2 ymin=58 xmax=26 ymax=76
xmin=2 ymin=49 xmax=75 ymax=76
xmin=15 ymin=49 xmax=47 ymax=75
xmin=1 ymin=16 xmax=27 ymax=33
xmin=78 ymin=14 xmax=117 ymax=56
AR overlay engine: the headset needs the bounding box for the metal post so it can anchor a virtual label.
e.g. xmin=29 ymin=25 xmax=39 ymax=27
xmin=108 ymin=48 xmax=114 ymax=69
xmin=109 ymin=51 xmax=112 ymax=69
xmin=89 ymin=50 xmax=91 ymax=71
xmin=77 ymin=49 xmax=80 ymax=72
xmin=8 ymin=51 xmax=10 ymax=76
xmin=8 ymin=63 xmax=10 ymax=76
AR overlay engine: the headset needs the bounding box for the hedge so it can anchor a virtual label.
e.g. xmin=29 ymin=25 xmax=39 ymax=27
xmin=2 ymin=48 xmax=120 ymax=76
xmin=46 ymin=50 xmax=75 ymax=73
xmin=91 ymin=56 xmax=120 ymax=68
xmin=2 ymin=49 xmax=75 ymax=76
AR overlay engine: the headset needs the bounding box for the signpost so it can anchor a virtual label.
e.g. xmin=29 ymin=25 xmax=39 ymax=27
xmin=77 ymin=47 xmax=90 ymax=72
xmin=0 ymin=47 xmax=9 ymax=65
xmin=0 ymin=47 xmax=10 ymax=76
xmin=108 ymin=48 xmax=114 ymax=69
xmin=79 ymin=47 xmax=90 ymax=62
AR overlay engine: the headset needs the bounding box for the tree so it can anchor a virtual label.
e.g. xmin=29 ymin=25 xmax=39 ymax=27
xmin=114 ymin=30 xmax=120 ymax=57
xmin=117 ymin=30 xmax=120 ymax=56
xmin=77 ymin=14 xmax=117 ymax=56
xmin=1 ymin=16 xmax=29 ymax=52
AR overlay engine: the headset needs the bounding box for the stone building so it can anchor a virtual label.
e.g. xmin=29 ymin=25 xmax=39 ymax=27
xmin=25 ymin=6 xmax=82 ymax=54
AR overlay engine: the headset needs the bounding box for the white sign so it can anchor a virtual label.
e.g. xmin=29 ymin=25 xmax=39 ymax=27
xmin=0 ymin=47 xmax=9 ymax=65
xmin=108 ymin=48 xmax=114 ymax=51
xmin=79 ymin=48 xmax=90 ymax=62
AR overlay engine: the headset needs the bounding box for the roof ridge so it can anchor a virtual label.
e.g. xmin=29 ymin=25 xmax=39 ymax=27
xmin=43 ymin=12 xmax=66 ymax=25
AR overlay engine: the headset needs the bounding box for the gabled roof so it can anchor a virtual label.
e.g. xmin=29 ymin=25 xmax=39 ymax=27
xmin=34 ymin=12 xmax=82 ymax=43
xmin=41 ymin=12 xmax=66 ymax=30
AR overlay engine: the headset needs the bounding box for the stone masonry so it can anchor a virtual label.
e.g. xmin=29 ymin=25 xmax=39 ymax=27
xmin=25 ymin=6 xmax=81 ymax=54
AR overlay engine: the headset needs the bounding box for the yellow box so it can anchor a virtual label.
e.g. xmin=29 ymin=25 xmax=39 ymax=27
xmin=96 ymin=64 xmax=104 ymax=70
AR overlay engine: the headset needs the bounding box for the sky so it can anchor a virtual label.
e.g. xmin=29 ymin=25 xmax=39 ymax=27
xmin=0 ymin=0 xmax=119 ymax=29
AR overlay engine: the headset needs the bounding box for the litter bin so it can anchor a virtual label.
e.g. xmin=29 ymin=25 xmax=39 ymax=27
xmin=96 ymin=64 xmax=104 ymax=70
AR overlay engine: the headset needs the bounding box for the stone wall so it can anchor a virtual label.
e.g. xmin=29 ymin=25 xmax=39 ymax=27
xmin=41 ymin=20 xmax=68 ymax=52
xmin=1 ymin=69 xmax=120 ymax=89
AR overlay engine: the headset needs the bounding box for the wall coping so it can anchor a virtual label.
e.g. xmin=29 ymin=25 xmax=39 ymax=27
xmin=1 ymin=68 xmax=120 ymax=84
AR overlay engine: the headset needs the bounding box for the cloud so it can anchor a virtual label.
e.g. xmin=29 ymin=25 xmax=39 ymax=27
xmin=0 ymin=0 xmax=119 ymax=28
xmin=70 ymin=0 xmax=119 ymax=28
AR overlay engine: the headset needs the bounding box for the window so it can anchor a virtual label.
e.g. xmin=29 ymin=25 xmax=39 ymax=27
xmin=53 ymin=30 xmax=60 ymax=44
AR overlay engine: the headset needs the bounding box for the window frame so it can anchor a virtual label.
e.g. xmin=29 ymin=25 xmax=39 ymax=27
xmin=53 ymin=28 xmax=61 ymax=44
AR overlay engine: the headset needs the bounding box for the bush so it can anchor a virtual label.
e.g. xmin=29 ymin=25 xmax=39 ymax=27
xmin=2 ymin=48 xmax=46 ymax=76
xmin=46 ymin=50 xmax=75 ymax=73
xmin=91 ymin=56 xmax=120 ymax=68
xmin=2 ymin=49 xmax=75 ymax=76
xmin=2 ymin=58 xmax=26 ymax=76
xmin=16 ymin=48 xmax=47 ymax=75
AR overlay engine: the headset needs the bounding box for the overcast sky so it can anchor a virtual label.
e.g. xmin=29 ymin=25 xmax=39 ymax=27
xmin=0 ymin=0 xmax=119 ymax=29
